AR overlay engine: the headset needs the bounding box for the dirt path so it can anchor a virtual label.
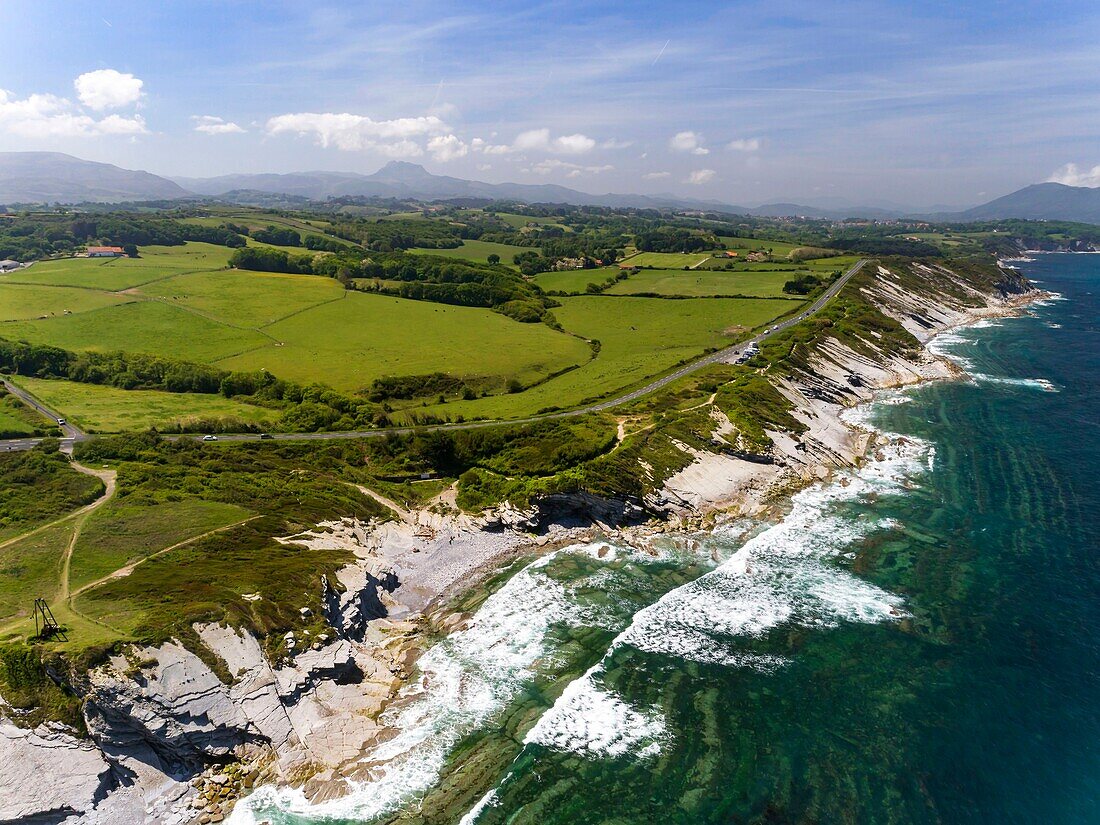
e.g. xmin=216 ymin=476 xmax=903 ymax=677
xmin=57 ymin=462 xmax=117 ymax=602
xmin=69 ymin=515 xmax=260 ymax=601
xmin=352 ymin=483 xmax=414 ymax=523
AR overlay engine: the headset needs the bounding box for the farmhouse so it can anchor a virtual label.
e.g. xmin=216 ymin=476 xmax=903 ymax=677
xmin=87 ymin=246 xmax=126 ymax=257
xmin=0 ymin=259 xmax=21 ymax=272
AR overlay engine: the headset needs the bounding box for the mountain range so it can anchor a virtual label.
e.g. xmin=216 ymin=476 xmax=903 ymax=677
xmin=0 ymin=152 xmax=188 ymax=204
xmin=2 ymin=152 xmax=1100 ymax=225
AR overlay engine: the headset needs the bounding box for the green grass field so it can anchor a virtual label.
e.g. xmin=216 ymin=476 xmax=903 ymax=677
xmin=0 ymin=409 xmax=35 ymax=438
xmin=408 ymin=295 xmax=800 ymax=420
xmin=622 ymin=251 xmax=713 ymax=269
xmin=68 ymin=499 xmax=253 ymax=592
xmin=0 ymin=521 xmax=76 ymax=624
xmin=12 ymin=378 xmax=275 ymax=433
xmin=0 ymin=389 xmax=59 ymax=438
xmin=408 ymin=239 xmax=535 ymax=268
xmin=493 ymin=212 xmax=570 ymax=230
xmin=717 ymin=236 xmax=800 ymax=256
xmin=0 ymin=283 xmax=130 ymax=321
xmin=216 ymin=291 xmax=593 ymax=392
xmin=2 ymin=300 xmax=268 ymax=362
xmin=5 ymin=244 xmax=234 ymax=290
xmin=135 ymin=268 xmax=344 ymax=328
xmin=605 ymin=268 xmax=798 ymax=298
xmin=532 ymin=267 xmax=624 ymax=294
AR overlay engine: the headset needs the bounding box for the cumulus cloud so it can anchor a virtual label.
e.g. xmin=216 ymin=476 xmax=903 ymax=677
xmin=512 ymin=128 xmax=597 ymax=154
xmin=471 ymin=137 xmax=512 ymax=155
xmin=642 ymin=171 xmax=671 ymax=179
xmin=1048 ymin=162 xmax=1100 ymax=188
xmin=74 ymin=69 xmax=144 ymax=110
xmin=727 ymin=137 xmax=761 ymax=152
xmin=192 ymin=115 xmax=245 ymax=135
xmin=670 ymin=130 xmax=708 ymax=155
xmin=427 ymin=134 xmax=467 ymax=161
xmin=0 ymin=87 xmax=147 ymax=138
xmin=527 ymin=158 xmax=613 ymax=178
xmin=686 ymin=168 xmax=716 ymax=185
xmin=601 ymin=138 xmax=633 ymax=150
xmin=266 ymin=112 xmax=448 ymax=156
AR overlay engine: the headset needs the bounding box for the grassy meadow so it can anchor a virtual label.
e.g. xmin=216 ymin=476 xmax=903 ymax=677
xmin=11 ymin=378 xmax=274 ymax=433
xmin=622 ymin=251 xmax=713 ymax=268
xmin=134 ymin=268 xmax=344 ymax=328
xmin=406 ymin=295 xmax=799 ymax=420
xmin=605 ymin=268 xmax=798 ymax=298
xmin=68 ymin=499 xmax=253 ymax=592
xmin=532 ymin=267 xmax=624 ymax=294
xmin=408 ymin=239 xmax=535 ymax=268
xmin=0 ymin=283 xmax=130 ymax=321
xmin=2 ymin=300 xmax=269 ymax=362
xmin=218 ymin=291 xmax=593 ymax=392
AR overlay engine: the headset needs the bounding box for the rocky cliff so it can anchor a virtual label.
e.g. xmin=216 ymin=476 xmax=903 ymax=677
xmin=0 ymin=258 xmax=1038 ymax=824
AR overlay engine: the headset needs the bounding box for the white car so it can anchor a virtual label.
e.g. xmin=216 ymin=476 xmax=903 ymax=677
xmin=56 ymin=418 xmax=66 ymax=426
xmin=202 ymin=434 xmax=218 ymax=442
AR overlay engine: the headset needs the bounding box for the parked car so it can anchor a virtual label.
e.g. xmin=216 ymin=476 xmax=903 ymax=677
xmin=202 ymin=434 xmax=218 ymax=442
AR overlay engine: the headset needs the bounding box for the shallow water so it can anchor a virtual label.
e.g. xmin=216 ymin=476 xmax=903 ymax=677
xmin=234 ymin=254 xmax=1099 ymax=824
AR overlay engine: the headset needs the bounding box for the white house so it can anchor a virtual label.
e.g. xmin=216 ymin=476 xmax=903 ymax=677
xmin=87 ymin=246 xmax=126 ymax=258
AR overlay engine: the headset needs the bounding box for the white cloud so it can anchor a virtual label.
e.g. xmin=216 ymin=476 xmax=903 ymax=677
xmin=527 ymin=158 xmax=613 ymax=177
xmin=94 ymin=114 xmax=148 ymax=135
xmin=512 ymin=128 xmax=596 ymax=154
xmin=0 ymin=87 xmax=147 ymax=138
xmin=74 ymin=69 xmax=143 ymax=110
xmin=472 ymin=137 xmax=512 ymax=155
xmin=601 ymin=138 xmax=633 ymax=149
xmin=192 ymin=115 xmax=245 ymax=135
xmin=727 ymin=137 xmax=761 ymax=152
xmin=643 ymin=171 xmax=671 ymax=179
xmin=266 ymin=112 xmax=447 ymax=155
xmin=427 ymin=133 xmax=467 ymax=161
xmin=670 ymin=130 xmax=708 ymax=155
xmin=686 ymin=168 xmax=716 ymax=185
xmin=1048 ymin=162 xmax=1100 ymax=188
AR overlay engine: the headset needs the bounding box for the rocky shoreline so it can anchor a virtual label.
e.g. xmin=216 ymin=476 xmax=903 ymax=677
xmin=0 ymin=262 xmax=1046 ymax=825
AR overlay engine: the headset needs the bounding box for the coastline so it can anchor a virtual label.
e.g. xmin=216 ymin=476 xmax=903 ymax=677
xmin=0 ymin=265 xmax=1051 ymax=825
xmin=225 ymin=278 xmax=1053 ymax=818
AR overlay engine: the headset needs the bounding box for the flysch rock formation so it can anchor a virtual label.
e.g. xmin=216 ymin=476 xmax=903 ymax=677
xmin=0 ymin=260 xmax=1038 ymax=824
xmin=641 ymin=260 xmax=1036 ymax=521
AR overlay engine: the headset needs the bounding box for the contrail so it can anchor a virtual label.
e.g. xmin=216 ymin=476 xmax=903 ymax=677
xmin=653 ymin=39 xmax=670 ymax=66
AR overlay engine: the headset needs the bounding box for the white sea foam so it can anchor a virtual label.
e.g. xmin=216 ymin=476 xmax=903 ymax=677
xmin=524 ymin=668 xmax=666 ymax=757
xmin=231 ymin=545 xmax=611 ymax=824
xmin=517 ymin=435 xmax=929 ymax=774
xmin=459 ymin=789 xmax=500 ymax=825
xmin=973 ymin=375 xmax=1059 ymax=392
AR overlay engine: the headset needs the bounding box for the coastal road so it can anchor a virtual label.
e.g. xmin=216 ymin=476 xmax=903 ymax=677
xmin=1 ymin=378 xmax=85 ymax=452
xmin=0 ymin=258 xmax=868 ymax=453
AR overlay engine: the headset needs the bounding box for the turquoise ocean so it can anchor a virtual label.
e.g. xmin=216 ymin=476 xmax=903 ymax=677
xmin=235 ymin=254 xmax=1098 ymax=824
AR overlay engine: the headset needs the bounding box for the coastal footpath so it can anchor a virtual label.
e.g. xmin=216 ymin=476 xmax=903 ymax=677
xmin=0 ymin=257 xmax=1040 ymax=824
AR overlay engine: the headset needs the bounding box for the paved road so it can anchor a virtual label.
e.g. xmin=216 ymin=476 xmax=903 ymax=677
xmin=0 ymin=259 xmax=867 ymax=453
xmin=1 ymin=378 xmax=85 ymax=452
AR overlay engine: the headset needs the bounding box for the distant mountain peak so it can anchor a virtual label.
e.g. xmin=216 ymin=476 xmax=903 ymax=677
xmin=371 ymin=161 xmax=434 ymax=181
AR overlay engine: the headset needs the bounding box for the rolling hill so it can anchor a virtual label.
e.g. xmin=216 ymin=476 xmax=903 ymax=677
xmin=0 ymin=152 xmax=189 ymax=204
xmin=945 ymin=182 xmax=1100 ymax=224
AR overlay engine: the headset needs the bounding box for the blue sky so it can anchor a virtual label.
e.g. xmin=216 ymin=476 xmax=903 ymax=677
xmin=1 ymin=0 xmax=1098 ymax=207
